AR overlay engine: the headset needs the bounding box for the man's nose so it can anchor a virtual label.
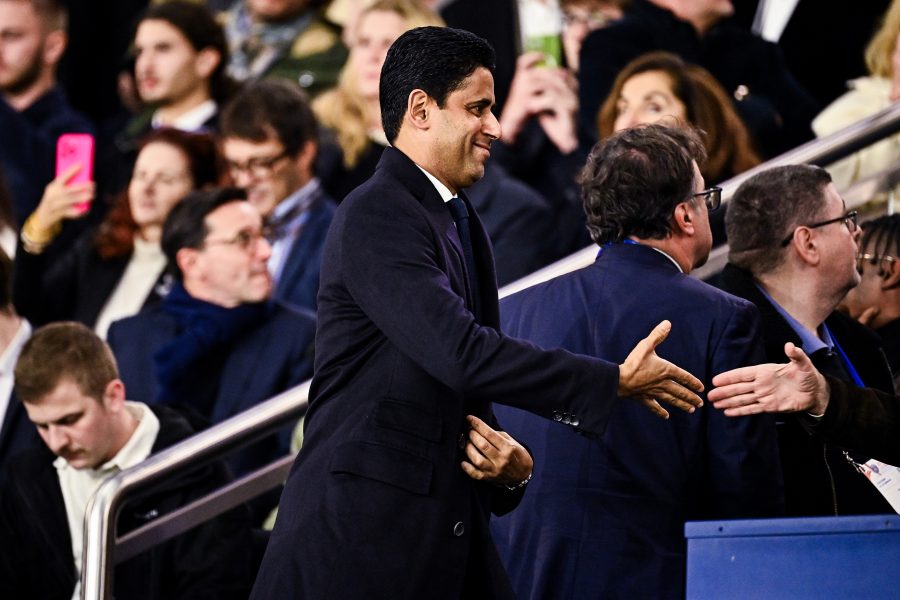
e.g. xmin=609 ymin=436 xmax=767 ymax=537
xmin=484 ymin=110 xmax=501 ymax=140
xmin=46 ymin=426 xmax=69 ymax=454
xmin=231 ymin=168 xmax=254 ymax=187
xmin=256 ymin=236 xmax=273 ymax=261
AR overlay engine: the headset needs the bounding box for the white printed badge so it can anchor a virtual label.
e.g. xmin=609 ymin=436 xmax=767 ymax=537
xmin=849 ymin=455 xmax=900 ymax=514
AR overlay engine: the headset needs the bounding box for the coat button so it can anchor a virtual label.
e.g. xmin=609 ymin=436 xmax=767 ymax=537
xmin=570 ymin=416 xmax=580 ymax=427
xmin=453 ymin=521 xmax=465 ymax=537
xmin=458 ymin=433 xmax=468 ymax=450
xmin=552 ymin=410 xmax=563 ymax=422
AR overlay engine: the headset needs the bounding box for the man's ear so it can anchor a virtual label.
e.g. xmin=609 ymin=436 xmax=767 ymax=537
xmin=672 ymin=202 xmax=694 ymax=236
xmin=406 ymin=89 xmax=432 ymax=131
xmin=789 ymin=227 xmax=820 ymax=266
xmin=176 ymin=247 xmax=201 ymax=283
xmin=43 ymin=29 xmax=67 ymax=66
xmin=881 ymin=256 xmax=900 ymax=289
xmin=195 ymin=47 xmax=221 ymax=80
xmin=292 ymin=140 xmax=317 ymax=177
xmin=102 ymin=379 xmax=127 ymax=412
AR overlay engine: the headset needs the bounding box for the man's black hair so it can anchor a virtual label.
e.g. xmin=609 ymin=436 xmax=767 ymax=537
xmin=380 ymin=26 xmax=495 ymax=143
xmin=162 ymin=186 xmax=247 ymax=281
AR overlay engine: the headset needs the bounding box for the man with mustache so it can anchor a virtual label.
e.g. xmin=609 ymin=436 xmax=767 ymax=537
xmin=0 ymin=321 xmax=253 ymax=599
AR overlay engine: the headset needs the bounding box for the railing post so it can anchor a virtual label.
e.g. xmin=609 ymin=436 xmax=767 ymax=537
xmin=81 ymin=477 xmax=123 ymax=600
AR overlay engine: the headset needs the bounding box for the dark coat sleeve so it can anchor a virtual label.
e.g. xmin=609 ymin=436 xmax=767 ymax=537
xmin=338 ymin=181 xmax=620 ymax=438
xmin=814 ymin=376 xmax=900 ymax=466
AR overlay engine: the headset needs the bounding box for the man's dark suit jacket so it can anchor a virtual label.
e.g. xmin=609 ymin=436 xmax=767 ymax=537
xmin=106 ymin=301 xmax=316 ymax=475
xmin=719 ymin=263 xmax=895 ymax=516
xmin=0 ymin=393 xmax=39 ymax=467
xmin=272 ymin=190 xmax=336 ymax=312
xmin=491 ymin=243 xmax=783 ymax=600
xmin=249 ymin=147 xmax=622 ymax=600
xmin=731 ymin=0 xmax=891 ymax=107
xmin=0 ymin=405 xmax=253 ymax=600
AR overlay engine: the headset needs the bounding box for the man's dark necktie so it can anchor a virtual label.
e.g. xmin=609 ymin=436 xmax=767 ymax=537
xmin=447 ymin=196 xmax=481 ymax=319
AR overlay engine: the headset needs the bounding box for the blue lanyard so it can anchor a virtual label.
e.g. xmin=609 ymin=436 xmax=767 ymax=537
xmin=822 ymin=324 xmax=866 ymax=387
xmin=596 ymin=239 xmax=638 ymax=259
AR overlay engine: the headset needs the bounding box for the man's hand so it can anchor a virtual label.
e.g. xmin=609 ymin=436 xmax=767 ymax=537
xmin=708 ymin=343 xmax=830 ymax=416
xmin=460 ymin=415 xmax=533 ymax=486
xmin=617 ymin=320 xmax=704 ymax=419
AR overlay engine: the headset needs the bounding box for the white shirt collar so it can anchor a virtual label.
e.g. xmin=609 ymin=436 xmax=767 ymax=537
xmin=151 ymin=99 xmax=218 ymax=132
xmin=649 ymin=247 xmax=684 ymax=273
xmin=416 ymin=165 xmax=456 ymax=203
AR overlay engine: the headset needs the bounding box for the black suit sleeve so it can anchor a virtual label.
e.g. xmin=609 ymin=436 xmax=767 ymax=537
xmin=339 ymin=186 xmax=620 ymax=438
xmin=815 ymin=376 xmax=900 ymax=465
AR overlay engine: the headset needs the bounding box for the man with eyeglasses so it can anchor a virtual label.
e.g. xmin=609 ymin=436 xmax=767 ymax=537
xmin=720 ymin=163 xmax=895 ymax=517
xmin=490 ymin=124 xmax=782 ymax=600
xmin=220 ymin=78 xmax=336 ymax=312
xmin=106 ymin=187 xmax=316 ymax=504
xmin=841 ymin=214 xmax=900 ymax=393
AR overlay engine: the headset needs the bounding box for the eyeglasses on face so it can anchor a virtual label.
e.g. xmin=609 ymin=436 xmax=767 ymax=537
xmin=225 ymin=151 xmax=290 ymax=178
xmin=204 ymin=227 xmax=270 ymax=252
xmin=780 ymin=210 xmax=858 ymax=247
xmin=692 ymin=187 xmax=722 ymax=212
xmin=855 ymin=252 xmax=898 ymax=273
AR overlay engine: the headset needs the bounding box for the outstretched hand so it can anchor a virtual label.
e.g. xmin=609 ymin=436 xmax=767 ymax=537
xmin=708 ymin=342 xmax=829 ymax=416
xmin=617 ymin=320 xmax=704 ymax=419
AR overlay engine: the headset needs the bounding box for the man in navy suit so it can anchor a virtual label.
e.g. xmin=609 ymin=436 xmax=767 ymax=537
xmin=220 ymin=78 xmax=336 ymax=312
xmin=491 ymin=124 xmax=783 ymax=600
xmin=250 ymin=27 xmax=704 ymax=600
xmin=107 ymin=187 xmax=316 ymax=478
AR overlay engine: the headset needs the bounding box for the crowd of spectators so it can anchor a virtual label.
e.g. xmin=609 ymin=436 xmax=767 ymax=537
xmin=0 ymin=0 xmax=898 ymax=597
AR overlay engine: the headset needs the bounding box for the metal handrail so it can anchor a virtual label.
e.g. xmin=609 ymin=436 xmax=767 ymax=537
xmin=81 ymin=381 xmax=310 ymax=599
xmin=81 ymin=101 xmax=900 ymax=600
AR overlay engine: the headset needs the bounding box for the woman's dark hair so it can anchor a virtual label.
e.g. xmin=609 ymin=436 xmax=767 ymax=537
xmin=597 ymin=51 xmax=760 ymax=184
xmin=94 ymin=128 xmax=222 ymax=260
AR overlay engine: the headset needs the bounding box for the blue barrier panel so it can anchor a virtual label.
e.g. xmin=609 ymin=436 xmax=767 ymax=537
xmin=685 ymin=515 xmax=900 ymax=599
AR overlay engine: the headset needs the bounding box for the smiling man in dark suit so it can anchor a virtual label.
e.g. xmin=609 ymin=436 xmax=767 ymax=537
xmin=491 ymin=124 xmax=783 ymax=600
xmin=107 ymin=187 xmax=316 ymax=479
xmin=250 ymin=26 xmax=704 ymax=600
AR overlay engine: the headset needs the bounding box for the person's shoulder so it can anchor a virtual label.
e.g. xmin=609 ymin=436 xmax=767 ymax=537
xmin=0 ymin=443 xmax=55 ymax=486
xmin=108 ymin=304 xmax=170 ymax=335
xmin=268 ymin=300 xmax=316 ymax=327
xmin=826 ymin=309 xmax=881 ymax=344
xmin=149 ymin=404 xmax=196 ymax=450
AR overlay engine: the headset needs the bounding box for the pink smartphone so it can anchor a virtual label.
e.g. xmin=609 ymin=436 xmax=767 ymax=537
xmin=56 ymin=133 xmax=94 ymax=214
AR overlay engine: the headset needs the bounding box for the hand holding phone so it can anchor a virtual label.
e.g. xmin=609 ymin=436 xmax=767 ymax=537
xmin=56 ymin=133 xmax=95 ymax=215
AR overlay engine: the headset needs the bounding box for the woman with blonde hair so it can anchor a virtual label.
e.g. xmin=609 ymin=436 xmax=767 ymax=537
xmin=597 ymin=51 xmax=760 ymax=185
xmin=813 ymin=0 xmax=900 ymax=190
xmin=315 ymin=0 xmax=443 ymax=200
